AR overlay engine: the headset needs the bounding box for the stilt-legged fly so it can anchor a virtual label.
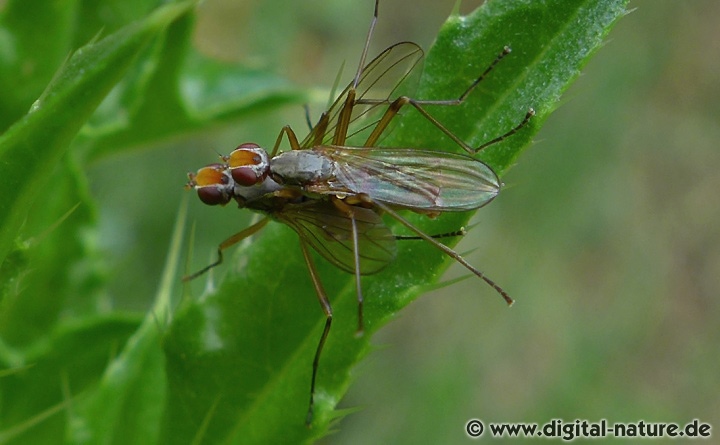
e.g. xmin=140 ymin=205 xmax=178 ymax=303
xmin=184 ymin=0 xmax=533 ymax=425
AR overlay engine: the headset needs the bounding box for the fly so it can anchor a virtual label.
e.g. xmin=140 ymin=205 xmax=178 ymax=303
xmin=184 ymin=0 xmax=533 ymax=426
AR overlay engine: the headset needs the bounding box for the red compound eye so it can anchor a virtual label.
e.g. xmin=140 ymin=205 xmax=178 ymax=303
xmin=193 ymin=164 xmax=227 ymax=187
xmin=227 ymin=144 xmax=262 ymax=167
xmin=197 ymin=187 xmax=231 ymax=206
xmin=231 ymin=166 xmax=261 ymax=186
xmin=189 ymin=165 xmax=232 ymax=206
xmin=226 ymin=144 xmax=270 ymax=186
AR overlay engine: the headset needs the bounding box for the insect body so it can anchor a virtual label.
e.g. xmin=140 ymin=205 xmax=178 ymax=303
xmin=185 ymin=0 xmax=533 ymax=426
xmin=234 ymin=145 xmax=500 ymax=212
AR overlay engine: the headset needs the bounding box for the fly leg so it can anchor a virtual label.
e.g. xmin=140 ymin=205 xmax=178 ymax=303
xmin=362 ymin=195 xmax=514 ymax=306
xmin=307 ymin=0 xmax=379 ymax=148
xmin=329 ymin=0 xmax=381 ymax=147
xmin=300 ymin=238 xmax=333 ymax=426
xmin=370 ymin=99 xmax=534 ymax=154
xmin=395 ymin=227 xmax=468 ymax=241
xmin=352 ymin=0 xmax=380 ymax=90
xmin=269 ymin=125 xmax=303 ymax=157
xmin=330 ymin=196 xmax=366 ymax=336
xmin=357 ymin=46 xmax=534 ymax=154
xmin=182 ymin=217 xmax=270 ymax=282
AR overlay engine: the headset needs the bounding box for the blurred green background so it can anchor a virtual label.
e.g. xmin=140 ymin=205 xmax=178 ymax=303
xmin=12 ymin=0 xmax=717 ymax=443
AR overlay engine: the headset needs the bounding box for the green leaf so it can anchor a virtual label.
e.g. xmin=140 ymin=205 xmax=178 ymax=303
xmin=0 ymin=0 xmax=77 ymax=130
xmin=164 ymin=0 xmax=627 ymax=443
xmin=0 ymin=3 xmax=196 ymax=443
xmin=79 ymin=9 xmax=304 ymax=160
xmin=73 ymin=0 xmax=169 ymax=44
xmin=0 ymin=1 xmax=197 ymax=298
xmin=64 ymin=199 xmax=186 ymax=445
xmin=0 ymin=157 xmax=102 ymax=345
xmin=0 ymin=314 xmax=142 ymax=444
xmin=82 ymin=32 xmax=303 ymax=160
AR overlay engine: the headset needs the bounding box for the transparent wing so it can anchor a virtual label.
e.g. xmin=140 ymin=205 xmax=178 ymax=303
xmin=300 ymin=42 xmax=424 ymax=149
xmin=276 ymin=200 xmax=397 ymax=275
xmin=314 ymin=146 xmax=501 ymax=212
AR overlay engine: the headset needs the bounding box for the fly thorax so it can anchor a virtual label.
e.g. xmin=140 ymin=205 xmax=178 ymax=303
xmin=270 ymin=150 xmax=334 ymax=186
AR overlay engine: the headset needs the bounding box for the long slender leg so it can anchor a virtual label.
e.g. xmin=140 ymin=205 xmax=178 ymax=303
xmin=350 ymin=213 xmax=363 ymax=335
xmin=270 ymin=125 xmax=302 ymax=157
xmin=182 ymin=217 xmax=270 ymax=282
xmin=475 ymin=109 xmax=534 ymax=152
xmin=360 ymin=46 xmax=510 ymax=113
xmin=299 ymin=239 xmax=333 ymax=426
xmin=332 ymin=90 xmax=357 ymax=146
xmin=406 ymin=103 xmax=534 ymax=154
xmin=330 ymin=0 xmax=379 ymax=147
xmin=303 ymin=104 xmax=314 ymax=132
xmin=416 ymin=46 xmax=512 ymax=105
xmin=305 ymin=60 xmax=346 ymax=140
xmin=395 ymin=227 xmax=467 ymax=241
xmin=311 ymin=112 xmax=329 ymax=147
xmin=330 ymin=197 xmax=365 ymax=335
xmin=357 ymin=45 xmax=533 ymax=153
xmin=366 ymin=197 xmax=514 ymax=306
xmin=364 ymin=96 xmax=534 ymax=154
xmin=352 ymin=0 xmax=380 ymax=90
